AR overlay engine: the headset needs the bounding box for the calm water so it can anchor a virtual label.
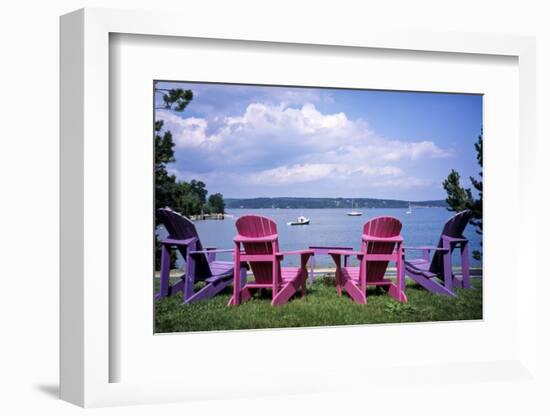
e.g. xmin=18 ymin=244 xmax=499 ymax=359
xmin=161 ymin=208 xmax=482 ymax=269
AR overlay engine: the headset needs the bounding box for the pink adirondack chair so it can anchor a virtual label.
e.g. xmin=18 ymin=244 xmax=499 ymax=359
xmin=329 ymin=216 xmax=407 ymax=304
xmin=228 ymin=215 xmax=313 ymax=307
xmin=403 ymin=210 xmax=472 ymax=297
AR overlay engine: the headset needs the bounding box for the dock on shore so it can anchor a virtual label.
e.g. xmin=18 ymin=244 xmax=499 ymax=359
xmin=189 ymin=213 xmax=230 ymax=220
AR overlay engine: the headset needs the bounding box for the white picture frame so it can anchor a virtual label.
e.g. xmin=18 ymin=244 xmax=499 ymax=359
xmin=60 ymin=7 xmax=539 ymax=408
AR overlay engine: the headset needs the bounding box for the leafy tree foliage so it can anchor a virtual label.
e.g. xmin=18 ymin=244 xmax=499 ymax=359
xmin=189 ymin=180 xmax=207 ymax=205
xmin=155 ymin=120 xmax=178 ymax=211
xmin=155 ymin=120 xmax=175 ymax=167
xmin=208 ymin=193 xmax=226 ymax=214
xmin=174 ymin=182 xmax=204 ymax=215
xmin=442 ymin=130 xmax=483 ymax=260
xmin=442 ymin=170 xmax=473 ymax=212
xmin=469 ymin=134 xmax=483 ymax=240
xmin=160 ymin=88 xmax=194 ymax=111
xmin=154 ymin=86 xmax=225 ymax=269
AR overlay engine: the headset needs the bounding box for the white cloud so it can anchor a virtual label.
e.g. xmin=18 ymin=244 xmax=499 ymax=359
xmin=249 ymin=163 xmax=336 ymax=185
xmin=157 ymin=102 xmax=453 ymax=194
xmin=167 ymin=102 xmax=449 ymax=160
xmin=157 ymin=111 xmax=219 ymax=148
xmin=223 ymin=103 xmax=353 ymax=139
xmin=371 ymin=177 xmax=434 ymax=189
xmin=249 ymin=163 xmax=404 ymax=185
xmin=380 ymin=140 xmax=453 ymax=161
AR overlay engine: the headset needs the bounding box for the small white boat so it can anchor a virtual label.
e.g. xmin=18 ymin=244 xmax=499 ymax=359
xmin=406 ymin=202 xmax=412 ymax=214
xmin=287 ymin=215 xmax=310 ymax=226
xmin=347 ymin=199 xmax=363 ymax=216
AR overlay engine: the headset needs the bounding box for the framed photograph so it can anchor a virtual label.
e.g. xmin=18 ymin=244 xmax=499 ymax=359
xmin=152 ymin=80 xmax=483 ymax=334
xmin=60 ymin=7 xmax=539 ymax=408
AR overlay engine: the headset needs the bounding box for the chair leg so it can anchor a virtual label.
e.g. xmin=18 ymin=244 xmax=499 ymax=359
xmin=406 ymin=268 xmax=457 ymax=297
xmin=156 ymin=244 xmax=172 ymax=299
xmin=309 ymin=256 xmax=315 ymax=287
xmin=388 ymin=284 xmax=408 ymax=303
xmin=442 ymin=241 xmax=454 ymax=294
xmin=389 ymin=246 xmax=407 ymax=302
xmin=360 ymin=256 xmax=367 ymax=303
xmin=461 ymin=242 xmax=471 ymax=289
xmin=272 ymin=281 xmax=297 ymax=306
xmin=343 ymin=280 xmax=366 ymax=304
xmin=334 ymin=255 xmax=342 ymax=296
xmin=336 ymin=268 xmax=342 ymax=296
xmin=230 ymin=241 xmax=241 ymax=306
xmin=185 ymin=278 xmax=232 ymax=304
xmin=272 ymin=257 xmax=279 ymax=300
xmin=228 ymin=285 xmax=253 ymax=306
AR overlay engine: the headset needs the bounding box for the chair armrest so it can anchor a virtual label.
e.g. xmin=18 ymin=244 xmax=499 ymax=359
xmin=328 ymin=249 xmax=363 ymax=257
xmin=161 ymin=237 xmax=197 ymax=247
xmin=189 ymin=248 xmax=234 ymax=255
xmin=442 ymin=235 xmax=469 ymax=243
xmin=275 ymin=249 xmax=314 ymax=258
xmin=403 ymin=246 xmax=449 ymax=252
xmin=362 ymin=234 xmax=403 ymax=243
xmin=276 ymin=250 xmax=314 ymax=269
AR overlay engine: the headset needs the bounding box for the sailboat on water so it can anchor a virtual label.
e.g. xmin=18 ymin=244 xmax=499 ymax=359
xmin=347 ymin=199 xmax=363 ymax=216
xmin=406 ymin=202 xmax=412 ymax=214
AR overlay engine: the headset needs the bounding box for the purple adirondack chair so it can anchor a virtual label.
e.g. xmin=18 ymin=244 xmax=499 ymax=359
xmin=329 ymin=216 xmax=407 ymax=304
xmin=228 ymin=215 xmax=313 ymax=307
xmin=156 ymin=208 xmax=246 ymax=304
xmin=403 ymin=210 xmax=472 ymax=297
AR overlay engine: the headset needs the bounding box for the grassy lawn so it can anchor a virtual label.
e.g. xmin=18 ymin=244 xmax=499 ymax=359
xmin=155 ymin=273 xmax=483 ymax=333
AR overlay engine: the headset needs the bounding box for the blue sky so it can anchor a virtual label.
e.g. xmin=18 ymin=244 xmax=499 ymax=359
xmin=155 ymin=81 xmax=482 ymax=201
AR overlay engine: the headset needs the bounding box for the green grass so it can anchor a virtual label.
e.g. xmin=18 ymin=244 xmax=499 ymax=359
xmin=154 ymin=274 xmax=482 ymax=333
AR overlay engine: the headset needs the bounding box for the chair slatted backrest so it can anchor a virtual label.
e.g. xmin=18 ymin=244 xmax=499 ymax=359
xmin=362 ymin=216 xmax=403 ymax=282
xmin=235 ymin=215 xmax=279 ymax=285
xmin=429 ymin=210 xmax=472 ymax=274
xmin=156 ymin=208 xmax=212 ymax=279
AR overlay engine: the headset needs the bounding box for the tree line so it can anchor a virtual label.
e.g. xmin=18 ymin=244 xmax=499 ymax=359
xmin=154 ymin=85 xmax=225 ymax=269
xmin=154 ymin=85 xmax=225 ymax=217
xmin=442 ymin=130 xmax=483 ymax=260
xmin=225 ymin=197 xmax=447 ymax=209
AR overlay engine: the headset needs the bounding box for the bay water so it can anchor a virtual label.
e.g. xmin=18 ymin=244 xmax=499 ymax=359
xmin=161 ymin=207 xmax=482 ymax=269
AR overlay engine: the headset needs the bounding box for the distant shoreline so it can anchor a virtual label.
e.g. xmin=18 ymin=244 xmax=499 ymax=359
xmin=225 ymin=197 xmax=448 ymax=210
xmin=188 ymin=206 xmax=447 ymax=221
xmin=226 ymin=206 xmax=447 ymax=210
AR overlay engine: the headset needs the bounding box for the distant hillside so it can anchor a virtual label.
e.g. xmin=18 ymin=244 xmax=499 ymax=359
xmin=225 ymin=197 xmax=448 ymax=209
